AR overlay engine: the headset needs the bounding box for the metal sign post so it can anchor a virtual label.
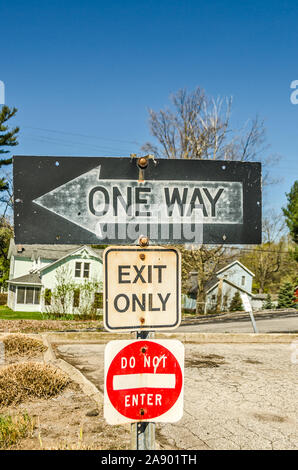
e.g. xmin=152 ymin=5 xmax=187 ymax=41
xmin=240 ymin=293 xmax=258 ymax=333
xmin=133 ymin=330 xmax=155 ymax=451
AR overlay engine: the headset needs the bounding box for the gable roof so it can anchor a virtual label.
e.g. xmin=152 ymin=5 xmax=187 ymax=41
xmin=187 ymin=259 xmax=254 ymax=297
xmin=8 ymin=239 xmax=81 ymax=260
xmin=216 ymin=260 xmax=254 ymax=277
xmin=39 ymin=245 xmax=102 ymax=273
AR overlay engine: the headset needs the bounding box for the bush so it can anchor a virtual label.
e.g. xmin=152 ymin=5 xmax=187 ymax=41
xmin=262 ymin=293 xmax=275 ymax=310
xmin=0 ymin=294 xmax=7 ymax=306
xmin=0 ymin=412 xmax=34 ymax=449
xmin=2 ymin=334 xmax=47 ymax=357
xmin=0 ymin=362 xmax=70 ymax=407
xmin=229 ymin=291 xmax=244 ymax=312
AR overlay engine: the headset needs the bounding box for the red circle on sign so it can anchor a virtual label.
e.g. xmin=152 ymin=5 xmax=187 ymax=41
xmin=106 ymin=341 xmax=183 ymax=420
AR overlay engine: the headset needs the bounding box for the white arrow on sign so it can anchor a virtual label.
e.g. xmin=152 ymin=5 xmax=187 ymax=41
xmin=33 ymin=165 xmax=243 ymax=238
xmin=33 ymin=165 xmax=103 ymax=236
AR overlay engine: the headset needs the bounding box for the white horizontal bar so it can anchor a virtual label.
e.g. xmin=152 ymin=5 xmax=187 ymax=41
xmin=113 ymin=373 xmax=176 ymax=390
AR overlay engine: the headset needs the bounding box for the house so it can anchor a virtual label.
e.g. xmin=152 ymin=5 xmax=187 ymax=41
xmin=188 ymin=260 xmax=254 ymax=313
xmin=7 ymin=240 xmax=103 ymax=313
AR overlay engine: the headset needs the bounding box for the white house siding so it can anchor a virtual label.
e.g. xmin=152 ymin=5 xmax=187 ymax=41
xmin=9 ymin=256 xmax=15 ymax=280
xmin=41 ymin=254 xmax=103 ymax=290
xmin=40 ymin=251 xmax=103 ymax=314
xmin=206 ymin=283 xmax=252 ymax=312
xmin=7 ymin=284 xmax=16 ymax=309
xmin=9 ymin=257 xmax=33 ymax=280
xmin=217 ymin=263 xmax=253 ymax=293
xmin=205 ymin=262 xmax=254 ymax=313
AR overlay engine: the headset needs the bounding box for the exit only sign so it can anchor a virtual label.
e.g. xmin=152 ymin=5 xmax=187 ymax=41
xmin=103 ymin=246 xmax=181 ymax=332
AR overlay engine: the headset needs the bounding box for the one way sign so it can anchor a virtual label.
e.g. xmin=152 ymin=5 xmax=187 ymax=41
xmin=13 ymin=155 xmax=261 ymax=245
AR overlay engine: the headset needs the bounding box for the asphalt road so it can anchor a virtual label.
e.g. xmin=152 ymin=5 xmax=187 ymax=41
xmin=177 ymin=310 xmax=298 ymax=334
xmin=55 ymin=339 xmax=298 ymax=450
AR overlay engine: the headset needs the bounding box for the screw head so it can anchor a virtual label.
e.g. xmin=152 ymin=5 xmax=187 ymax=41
xmin=139 ymin=236 xmax=149 ymax=247
xmin=138 ymin=157 xmax=148 ymax=168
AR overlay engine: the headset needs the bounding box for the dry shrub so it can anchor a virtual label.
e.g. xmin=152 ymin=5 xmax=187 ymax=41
xmin=0 ymin=362 xmax=70 ymax=407
xmin=0 ymin=412 xmax=34 ymax=449
xmin=2 ymin=335 xmax=47 ymax=357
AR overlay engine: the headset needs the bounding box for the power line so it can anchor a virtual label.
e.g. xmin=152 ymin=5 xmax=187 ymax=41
xmin=23 ymin=126 xmax=142 ymax=146
xmin=225 ymin=246 xmax=293 ymax=255
xmin=22 ymin=134 xmax=134 ymax=155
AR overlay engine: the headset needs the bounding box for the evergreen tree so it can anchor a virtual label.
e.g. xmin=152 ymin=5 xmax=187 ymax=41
xmin=229 ymin=291 xmax=244 ymax=312
xmin=262 ymin=293 xmax=274 ymax=310
xmin=0 ymin=218 xmax=13 ymax=289
xmin=0 ymin=105 xmax=19 ymax=192
xmin=282 ymin=181 xmax=298 ymax=261
xmin=277 ymin=282 xmax=295 ymax=308
xmin=283 ymin=181 xmax=298 ymax=243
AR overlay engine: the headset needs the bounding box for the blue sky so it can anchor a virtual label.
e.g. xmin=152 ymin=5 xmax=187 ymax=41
xmin=1 ymin=0 xmax=297 ymax=215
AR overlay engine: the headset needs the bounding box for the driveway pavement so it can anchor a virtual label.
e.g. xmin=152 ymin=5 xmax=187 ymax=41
xmin=54 ymin=338 xmax=298 ymax=450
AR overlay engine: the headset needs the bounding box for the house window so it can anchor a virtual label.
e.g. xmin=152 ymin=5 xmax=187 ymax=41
xmin=73 ymin=289 xmax=80 ymax=307
xmin=26 ymin=287 xmax=34 ymax=304
xmin=75 ymin=261 xmax=90 ymax=278
xmin=34 ymin=289 xmax=40 ymax=305
xmin=75 ymin=262 xmax=82 ymax=278
xmin=83 ymin=263 xmax=90 ymax=278
xmin=17 ymin=286 xmax=41 ymax=304
xmin=17 ymin=287 xmax=25 ymax=304
xmin=241 ymin=276 xmax=245 ymax=286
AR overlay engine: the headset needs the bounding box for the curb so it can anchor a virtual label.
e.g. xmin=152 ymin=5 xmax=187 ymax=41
xmin=41 ymin=334 xmax=103 ymax=408
xmin=43 ymin=331 xmax=298 ymax=344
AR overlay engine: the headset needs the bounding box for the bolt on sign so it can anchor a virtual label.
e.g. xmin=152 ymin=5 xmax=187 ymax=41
xmin=13 ymin=156 xmax=261 ymax=245
xmin=103 ymin=246 xmax=181 ymax=332
xmin=104 ymin=339 xmax=184 ymax=424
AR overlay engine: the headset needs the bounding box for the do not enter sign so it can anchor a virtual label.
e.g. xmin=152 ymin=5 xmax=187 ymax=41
xmin=104 ymin=339 xmax=184 ymax=424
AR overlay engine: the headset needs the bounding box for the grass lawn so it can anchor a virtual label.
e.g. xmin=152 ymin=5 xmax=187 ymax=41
xmin=0 ymin=306 xmax=43 ymax=320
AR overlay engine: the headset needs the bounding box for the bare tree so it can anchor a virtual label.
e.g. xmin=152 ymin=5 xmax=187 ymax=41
xmin=240 ymin=212 xmax=289 ymax=293
xmin=142 ymin=87 xmax=279 ymax=185
xmin=142 ymin=87 xmax=280 ymax=312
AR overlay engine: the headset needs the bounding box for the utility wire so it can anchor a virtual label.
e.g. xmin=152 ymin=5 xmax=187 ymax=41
xmin=23 ymin=126 xmax=141 ymax=146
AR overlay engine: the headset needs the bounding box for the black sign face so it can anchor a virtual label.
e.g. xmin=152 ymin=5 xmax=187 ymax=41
xmin=13 ymin=156 xmax=261 ymax=245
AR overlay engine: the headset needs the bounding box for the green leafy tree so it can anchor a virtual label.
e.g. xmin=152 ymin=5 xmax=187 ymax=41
xmin=277 ymin=282 xmax=295 ymax=309
xmin=229 ymin=291 xmax=244 ymax=312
